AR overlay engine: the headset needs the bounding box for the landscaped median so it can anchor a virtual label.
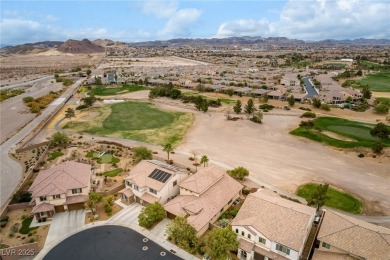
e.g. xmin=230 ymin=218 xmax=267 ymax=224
xmin=296 ymin=183 xmax=363 ymax=214
xmin=290 ymin=116 xmax=390 ymax=148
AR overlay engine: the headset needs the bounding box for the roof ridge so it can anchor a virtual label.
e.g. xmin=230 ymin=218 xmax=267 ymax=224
xmin=32 ymin=170 xmax=63 ymax=195
xmin=60 ymin=169 xmax=87 ymax=187
xmin=254 ymin=194 xmax=313 ymax=216
xmin=379 ymin=233 xmax=390 ymax=248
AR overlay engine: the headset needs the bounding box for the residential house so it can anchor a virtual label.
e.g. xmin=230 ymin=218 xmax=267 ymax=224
xmin=313 ymin=210 xmax=390 ymax=260
xmin=106 ymin=72 xmax=116 ymax=84
xmin=231 ymin=190 xmax=316 ymax=260
xmin=119 ymin=160 xmax=189 ymax=206
xmin=29 ymin=161 xmax=92 ymax=222
xmin=164 ymin=165 xmax=243 ymax=236
xmin=281 ymin=74 xmax=298 ymax=87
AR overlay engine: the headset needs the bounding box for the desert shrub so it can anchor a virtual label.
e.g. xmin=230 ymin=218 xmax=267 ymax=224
xmin=358 ymin=153 xmax=365 ymax=158
xmin=300 ymin=112 xmax=316 ymax=118
xmin=320 ymin=104 xmax=330 ymax=111
xmin=0 ymin=216 xmax=9 ymax=222
xmin=23 ymin=96 xmax=34 ymax=103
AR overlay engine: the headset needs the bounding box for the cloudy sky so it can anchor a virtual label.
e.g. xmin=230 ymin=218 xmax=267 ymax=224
xmin=1 ymin=0 xmax=389 ymax=45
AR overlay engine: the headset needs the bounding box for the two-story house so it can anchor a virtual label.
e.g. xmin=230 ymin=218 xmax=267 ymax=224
xmin=119 ymin=160 xmax=189 ymax=206
xmin=29 ymin=161 xmax=91 ymax=222
xmin=313 ymin=210 xmax=390 ymax=260
xmin=164 ymin=165 xmax=243 ymax=236
xmin=231 ymin=190 xmax=316 ymax=260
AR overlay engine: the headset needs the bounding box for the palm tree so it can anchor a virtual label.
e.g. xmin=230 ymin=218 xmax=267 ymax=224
xmin=200 ymin=155 xmax=209 ymax=167
xmin=163 ymin=142 xmax=173 ymax=161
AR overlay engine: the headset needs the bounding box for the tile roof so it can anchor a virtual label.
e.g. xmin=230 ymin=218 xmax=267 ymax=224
xmin=125 ymin=160 xmax=184 ymax=191
xmin=64 ymin=194 xmax=88 ymax=205
xmin=118 ymin=188 xmax=134 ymax=198
xmin=312 ymin=250 xmax=356 ymax=260
xmin=179 ymin=165 xmax=225 ymax=194
xmin=140 ymin=192 xmax=159 ymax=204
xmin=31 ymin=203 xmax=54 ymax=214
xmin=165 ymin=168 xmax=243 ymax=232
xmin=317 ymin=210 xmax=390 ymax=260
xmin=238 ymin=239 xmax=289 ymax=260
xmin=231 ymin=189 xmax=316 ymax=251
xmin=29 ymin=161 xmax=91 ymax=198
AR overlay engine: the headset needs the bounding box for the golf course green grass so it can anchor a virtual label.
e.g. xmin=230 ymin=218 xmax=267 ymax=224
xmin=86 ymin=151 xmax=120 ymax=164
xmin=290 ymin=117 xmax=390 ymax=148
xmin=89 ymin=84 xmax=148 ymax=96
xmin=360 ymin=70 xmax=390 ymax=92
xmin=297 ymin=183 xmax=363 ymax=214
xmin=65 ymin=101 xmax=194 ymax=146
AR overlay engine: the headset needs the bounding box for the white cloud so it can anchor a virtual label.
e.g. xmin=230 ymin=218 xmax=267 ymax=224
xmin=159 ymin=8 xmax=201 ymax=36
xmin=141 ymin=0 xmax=178 ymax=18
xmin=45 ymin=15 xmax=58 ymax=22
xmin=0 ymin=18 xmax=151 ymax=45
xmin=141 ymin=0 xmax=202 ymax=37
xmin=215 ymin=0 xmax=390 ymax=40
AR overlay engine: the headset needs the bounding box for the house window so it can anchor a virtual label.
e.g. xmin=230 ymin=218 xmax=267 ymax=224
xmin=242 ymin=251 xmax=247 ymax=257
xmin=149 ymin=188 xmax=157 ymax=195
xmin=322 ymin=242 xmax=331 ymax=249
xmin=241 ymin=231 xmax=244 ymax=236
xmin=259 ymin=237 xmax=266 ymax=244
xmin=134 ymin=185 xmax=139 ymax=191
xmin=40 ymin=196 xmax=47 ymax=201
xmin=72 ymin=188 xmax=82 ymax=194
xmin=53 ymin=194 xmax=61 ymax=199
xmin=236 ymin=229 xmax=238 ymax=234
xmin=276 ymin=244 xmax=290 ymax=255
xmin=173 ymin=180 xmax=177 ymax=186
xmin=247 ymin=234 xmax=251 ymax=239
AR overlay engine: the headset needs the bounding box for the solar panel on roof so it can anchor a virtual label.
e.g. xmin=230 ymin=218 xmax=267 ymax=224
xmin=148 ymin=169 xmax=172 ymax=183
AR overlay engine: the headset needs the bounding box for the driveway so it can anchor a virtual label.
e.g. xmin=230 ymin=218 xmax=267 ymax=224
xmin=45 ymin=210 xmax=85 ymax=246
xmin=106 ymin=203 xmax=143 ymax=226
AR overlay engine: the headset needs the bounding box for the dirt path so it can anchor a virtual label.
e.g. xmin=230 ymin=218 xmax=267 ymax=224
xmin=177 ymin=108 xmax=390 ymax=215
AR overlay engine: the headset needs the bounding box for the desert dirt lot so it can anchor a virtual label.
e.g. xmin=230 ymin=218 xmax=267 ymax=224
xmin=0 ymin=52 xmax=103 ymax=86
xmin=174 ymin=107 xmax=390 ymax=215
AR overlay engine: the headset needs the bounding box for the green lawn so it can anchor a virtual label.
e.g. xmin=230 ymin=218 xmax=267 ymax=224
xmin=19 ymin=217 xmax=38 ymax=234
xmin=89 ymin=84 xmax=148 ymax=96
xmin=103 ymin=168 xmax=123 ymax=177
xmin=65 ymin=101 xmax=194 ymax=146
xmin=296 ymin=183 xmax=363 ymax=214
xmin=47 ymin=151 xmax=64 ymax=161
xmin=86 ymin=151 xmax=120 ymax=164
xmin=359 ymin=71 xmax=390 ymax=92
xmin=219 ymin=98 xmax=235 ymax=104
xmin=290 ymin=117 xmax=390 ymax=148
xmin=376 ymin=97 xmax=390 ymax=104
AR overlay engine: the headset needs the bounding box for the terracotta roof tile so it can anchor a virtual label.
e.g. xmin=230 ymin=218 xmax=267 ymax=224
xmin=31 ymin=203 xmax=54 ymax=214
xmin=317 ymin=210 xmax=390 ymax=260
xmin=231 ymin=189 xmax=316 ymax=251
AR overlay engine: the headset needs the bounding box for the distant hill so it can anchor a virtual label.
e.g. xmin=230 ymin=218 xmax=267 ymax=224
xmin=0 ymin=41 xmax=63 ymax=54
xmin=129 ymin=36 xmax=390 ymax=47
xmin=57 ymin=39 xmax=104 ymax=53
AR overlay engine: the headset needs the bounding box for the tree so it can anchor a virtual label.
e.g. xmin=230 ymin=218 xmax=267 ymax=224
xmin=94 ymin=77 xmax=102 ymax=85
xmin=82 ymin=94 xmax=96 ymax=107
xmin=204 ymin=228 xmax=238 ymax=260
xmin=194 ymin=96 xmax=204 ymax=111
xmin=361 ymin=85 xmax=372 ymax=99
xmin=287 ymin=95 xmax=295 ymax=106
xmin=50 ymin=132 xmax=69 ymax=146
xmin=23 ymin=96 xmax=34 ymax=103
xmin=86 ymin=69 xmax=92 ymax=76
xmin=87 ymin=192 xmax=102 ymax=212
xmin=250 ymin=110 xmax=263 ymax=124
xmin=138 ymin=202 xmax=166 ymax=228
xmin=233 ymin=100 xmax=242 ymax=114
xmin=227 ymin=166 xmax=249 ymax=180
xmin=244 ymin=99 xmax=255 ymax=116
xmin=201 ymin=99 xmax=209 ymax=113
xmin=262 ymin=94 xmax=269 ymax=103
xmin=370 ymin=123 xmax=390 ymax=139
xmin=299 ymin=120 xmax=315 ymax=132
xmin=374 ymin=104 xmax=389 ymax=114
xmin=200 ymin=155 xmax=209 ymax=167
xmin=163 ymin=142 xmax=174 ymax=161
xmin=65 ymin=108 xmax=75 ymax=121
xmin=226 ymin=88 xmax=234 ymax=97
xmin=312 ymin=97 xmax=321 ymax=108
xmin=345 ymin=96 xmax=352 ymax=103
xmin=372 ymin=141 xmax=384 ymax=154
xmin=166 ymin=216 xmax=198 ymax=253
xmin=307 ymin=183 xmax=329 ymax=212
xmin=132 ymin=146 xmax=153 ymax=163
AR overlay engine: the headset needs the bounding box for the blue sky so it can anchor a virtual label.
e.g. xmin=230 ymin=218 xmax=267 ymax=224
xmin=1 ymin=0 xmax=389 ymax=45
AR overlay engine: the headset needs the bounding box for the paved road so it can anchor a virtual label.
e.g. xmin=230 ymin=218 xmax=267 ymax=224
xmin=0 ymin=79 xmax=65 ymax=143
xmin=43 ymin=225 xmax=182 ymax=260
xmin=1 ymin=76 xmax=54 ymax=90
xmin=0 ymin=78 xmax=84 ymax=209
xmin=303 ymin=77 xmax=319 ymax=98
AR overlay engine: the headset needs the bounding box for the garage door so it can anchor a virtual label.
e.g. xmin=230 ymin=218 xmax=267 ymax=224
xmin=54 ymin=205 xmax=65 ymax=213
xmin=67 ymin=203 xmax=85 ymax=211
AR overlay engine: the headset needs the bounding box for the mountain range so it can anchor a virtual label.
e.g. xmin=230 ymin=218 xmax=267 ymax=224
xmin=1 ymin=37 xmax=389 ymax=55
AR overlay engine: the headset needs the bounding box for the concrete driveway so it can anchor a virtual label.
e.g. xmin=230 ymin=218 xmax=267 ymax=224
xmin=106 ymin=203 xmax=143 ymax=226
xmin=45 ymin=210 xmax=85 ymax=246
